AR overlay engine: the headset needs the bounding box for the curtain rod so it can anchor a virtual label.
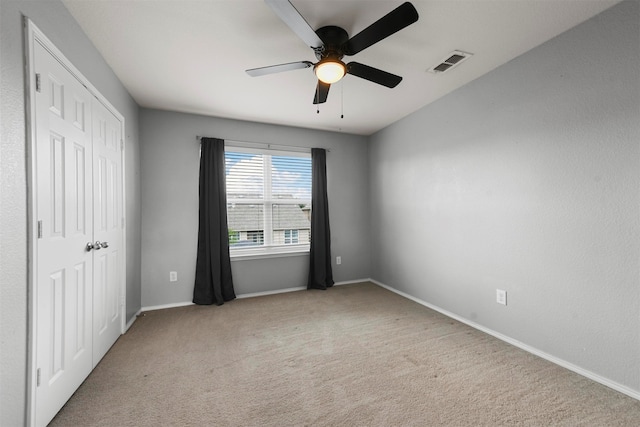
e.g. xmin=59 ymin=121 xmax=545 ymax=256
xmin=196 ymin=136 xmax=330 ymax=152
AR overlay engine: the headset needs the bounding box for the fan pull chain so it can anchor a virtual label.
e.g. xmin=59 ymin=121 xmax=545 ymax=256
xmin=341 ymin=80 xmax=344 ymax=119
xmin=316 ymin=84 xmax=320 ymax=114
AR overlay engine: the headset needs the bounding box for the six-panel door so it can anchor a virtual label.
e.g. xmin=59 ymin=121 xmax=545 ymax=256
xmin=33 ymin=38 xmax=124 ymax=427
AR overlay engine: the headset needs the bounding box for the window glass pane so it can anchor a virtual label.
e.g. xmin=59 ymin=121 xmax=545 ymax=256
xmin=271 ymin=156 xmax=311 ymax=200
xmin=226 ymin=152 xmax=264 ymax=199
xmin=227 ymin=203 xmax=264 ymax=247
xmin=225 ymin=148 xmax=311 ymax=253
xmin=247 ymin=230 xmax=264 ymax=245
xmin=283 ymin=229 xmax=299 ymax=244
xmin=272 ymin=204 xmax=310 ymax=245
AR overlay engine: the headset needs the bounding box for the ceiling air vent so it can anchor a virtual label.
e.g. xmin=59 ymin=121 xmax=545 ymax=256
xmin=428 ymin=50 xmax=473 ymax=74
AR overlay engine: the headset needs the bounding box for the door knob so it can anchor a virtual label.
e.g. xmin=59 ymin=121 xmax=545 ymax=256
xmin=86 ymin=241 xmax=109 ymax=251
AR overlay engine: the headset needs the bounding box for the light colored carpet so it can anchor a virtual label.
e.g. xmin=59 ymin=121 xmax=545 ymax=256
xmin=50 ymin=282 xmax=640 ymax=426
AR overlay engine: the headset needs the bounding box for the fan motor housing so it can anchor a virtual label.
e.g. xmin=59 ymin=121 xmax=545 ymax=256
xmin=315 ymin=25 xmax=349 ymax=60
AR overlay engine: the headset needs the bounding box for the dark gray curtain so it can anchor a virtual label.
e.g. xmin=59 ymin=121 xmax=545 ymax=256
xmin=193 ymin=137 xmax=235 ymax=305
xmin=307 ymin=148 xmax=334 ymax=290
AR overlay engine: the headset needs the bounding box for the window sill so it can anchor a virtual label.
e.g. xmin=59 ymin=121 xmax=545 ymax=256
xmin=230 ymin=245 xmax=310 ymax=261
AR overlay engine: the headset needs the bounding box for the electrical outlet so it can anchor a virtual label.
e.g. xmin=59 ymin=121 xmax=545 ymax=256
xmin=336 ymin=256 xmax=342 ymax=265
xmin=496 ymin=289 xmax=507 ymax=306
xmin=169 ymin=271 xmax=178 ymax=282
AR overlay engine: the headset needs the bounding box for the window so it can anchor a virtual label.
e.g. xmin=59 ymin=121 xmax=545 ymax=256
xmin=284 ymin=229 xmax=299 ymax=244
xmin=225 ymin=146 xmax=311 ymax=257
xmin=228 ymin=231 xmax=240 ymax=245
xmin=247 ymin=230 xmax=264 ymax=244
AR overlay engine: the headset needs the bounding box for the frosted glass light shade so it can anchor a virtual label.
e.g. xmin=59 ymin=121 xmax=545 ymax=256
xmin=315 ymin=60 xmax=346 ymax=84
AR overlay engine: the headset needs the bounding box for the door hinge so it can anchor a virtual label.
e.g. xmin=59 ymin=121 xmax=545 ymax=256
xmin=36 ymin=368 xmax=41 ymax=387
xmin=37 ymin=220 xmax=43 ymax=239
xmin=120 ymin=139 xmax=124 ymax=151
xmin=35 ymin=73 xmax=41 ymax=93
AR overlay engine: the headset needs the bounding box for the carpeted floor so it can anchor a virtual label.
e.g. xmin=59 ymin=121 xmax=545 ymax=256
xmin=50 ymin=282 xmax=640 ymax=426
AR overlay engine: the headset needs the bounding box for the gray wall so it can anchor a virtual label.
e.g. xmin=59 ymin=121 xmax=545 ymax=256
xmin=369 ymin=0 xmax=639 ymax=394
xmin=0 ymin=1 xmax=142 ymax=424
xmin=139 ymin=109 xmax=370 ymax=307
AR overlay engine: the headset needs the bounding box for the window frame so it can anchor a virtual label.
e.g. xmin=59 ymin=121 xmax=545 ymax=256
xmin=225 ymin=145 xmax=311 ymax=260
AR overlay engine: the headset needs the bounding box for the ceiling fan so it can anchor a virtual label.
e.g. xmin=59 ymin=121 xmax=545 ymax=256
xmin=246 ymin=0 xmax=419 ymax=104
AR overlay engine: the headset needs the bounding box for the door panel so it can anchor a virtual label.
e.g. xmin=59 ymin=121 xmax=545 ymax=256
xmin=71 ymin=261 xmax=89 ymax=358
xmin=34 ymin=40 xmax=94 ymax=427
xmin=91 ymin=98 xmax=123 ymax=366
xmin=49 ymin=269 xmax=64 ymax=379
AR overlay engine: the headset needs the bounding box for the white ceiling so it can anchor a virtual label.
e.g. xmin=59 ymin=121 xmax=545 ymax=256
xmin=62 ymin=0 xmax=619 ymax=136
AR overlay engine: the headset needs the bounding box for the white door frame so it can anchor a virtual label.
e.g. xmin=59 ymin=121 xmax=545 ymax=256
xmin=25 ymin=18 xmax=127 ymax=426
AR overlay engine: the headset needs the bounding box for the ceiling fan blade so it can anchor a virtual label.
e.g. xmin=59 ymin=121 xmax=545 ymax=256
xmin=265 ymin=0 xmax=324 ymax=49
xmin=246 ymin=61 xmax=313 ymax=77
xmin=313 ymin=81 xmax=330 ymax=104
xmin=343 ymin=2 xmax=418 ymax=56
xmin=346 ymin=62 xmax=402 ymax=88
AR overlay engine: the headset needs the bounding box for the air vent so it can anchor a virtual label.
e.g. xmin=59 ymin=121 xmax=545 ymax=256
xmin=428 ymin=50 xmax=473 ymax=74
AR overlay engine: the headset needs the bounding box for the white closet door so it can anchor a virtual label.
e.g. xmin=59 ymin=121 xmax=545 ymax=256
xmin=31 ymin=32 xmax=125 ymax=426
xmin=91 ymin=97 xmax=124 ymax=365
xmin=34 ymin=39 xmax=94 ymax=427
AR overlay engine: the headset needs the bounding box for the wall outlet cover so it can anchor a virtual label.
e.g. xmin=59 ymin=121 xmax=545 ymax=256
xmin=496 ymin=289 xmax=507 ymax=305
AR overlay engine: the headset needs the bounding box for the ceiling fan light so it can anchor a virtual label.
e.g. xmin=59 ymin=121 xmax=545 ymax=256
xmin=315 ymin=60 xmax=346 ymax=84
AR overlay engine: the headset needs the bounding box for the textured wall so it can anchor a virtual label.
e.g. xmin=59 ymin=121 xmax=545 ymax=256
xmin=369 ymin=1 xmax=639 ymax=394
xmin=139 ymin=109 xmax=370 ymax=308
xmin=0 ymin=1 xmax=141 ymax=424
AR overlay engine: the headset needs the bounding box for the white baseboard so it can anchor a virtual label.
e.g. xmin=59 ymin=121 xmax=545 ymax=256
xmin=141 ymin=278 xmax=370 ymax=311
xmin=334 ymin=278 xmax=371 ymax=286
xmin=236 ymin=286 xmax=306 ymax=299
xmin=141 ymin=301 xmax=194 ymax=312
xmin=370 ymin=279 xmax=640 ymax=402
xmin=236 ymin=278 xmax=369 ymax=299
xmin=124 ymin=309 xmax=141 ymax=332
